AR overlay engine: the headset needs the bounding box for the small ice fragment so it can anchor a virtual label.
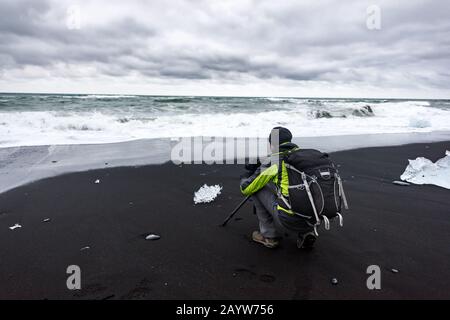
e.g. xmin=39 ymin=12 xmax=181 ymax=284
xmin=331 ymin=278 xmax=338 ymax=285
xmin=145 ymin=234 xmax=161 ymax=240
xmin=193 ymin=184 xmax=222 ymax=204
xmin=9 ymin=223 xmax=22 ymax=230
xmin=80 ymin=246 xmax=90 ymax=251
xmin=42 ymin=218 xmax=51 ymax=223
xmin=94 ymin=179 xmax=100 ymax=184
xmin=392 ymin=180 xmax=410 ymax=186
xmin=391 ymin=268 xmax=399 ymax=273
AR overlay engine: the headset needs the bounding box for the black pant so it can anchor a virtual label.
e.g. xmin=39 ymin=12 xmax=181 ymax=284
xmin=252 ymin=183 xmax=315 ymax=238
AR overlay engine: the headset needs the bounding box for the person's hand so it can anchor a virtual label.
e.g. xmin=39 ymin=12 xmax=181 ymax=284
xmin=244 ymin=159 xmax=261 ymax=175
xmin=240 ymin=171 xmax=252 ymax=180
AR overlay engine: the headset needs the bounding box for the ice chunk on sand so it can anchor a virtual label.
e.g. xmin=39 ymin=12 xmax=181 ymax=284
xmin=194 ymin=184 xmax=222 ymax=204
xmin=9 ymin=223 xmax=22 ymax=230
xmin=400 ymin=151 xmax=450 ymax=189
xmin=145 ymin=234 xmax=161 ymax=240
xmin=392 ymin=180 xmax=410 ymax=186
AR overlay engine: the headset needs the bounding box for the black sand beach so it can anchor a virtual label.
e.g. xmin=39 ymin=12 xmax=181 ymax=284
xmin=0 ymin=141 xmax=449 ymax=300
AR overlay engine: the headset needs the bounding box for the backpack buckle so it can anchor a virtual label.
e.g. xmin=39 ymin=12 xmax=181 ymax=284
xmin=319 ymin=169 xmax=331 ymax=180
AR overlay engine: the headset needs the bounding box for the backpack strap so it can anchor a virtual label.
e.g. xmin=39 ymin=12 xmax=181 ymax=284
xmin=322 ymin=215 xmax=330 ymax=230
xmin=335 ymin=173 xmax=349 ymax=210
xmin=278 ymin=192 xmax=291 ymax=209
xmin=336 ymin=212 xmax=344 ymax=227
xmin=276 ymin=153 xmax=287 ymax=188
xmin=301 ymin=172 xmax=321 ymax=226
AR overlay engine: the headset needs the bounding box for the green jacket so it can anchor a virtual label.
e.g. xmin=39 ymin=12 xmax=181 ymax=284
xmin=240 ymin=142 xmax=299 ymax=199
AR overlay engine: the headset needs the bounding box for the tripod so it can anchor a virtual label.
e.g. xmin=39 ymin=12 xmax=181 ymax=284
xmin=221 ymin=195 xmax=253 ymax=227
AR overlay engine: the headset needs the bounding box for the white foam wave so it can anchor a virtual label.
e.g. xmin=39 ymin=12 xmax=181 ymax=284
xmin=1 ymin=100 xmax=450 ymax=148
xmin=263 ymin=97 xmax=295 ymax=103
xmin=78 ymin=95 xmax=138 ymax=99
xmin=409 ymin=117 xmax=431 ymax=128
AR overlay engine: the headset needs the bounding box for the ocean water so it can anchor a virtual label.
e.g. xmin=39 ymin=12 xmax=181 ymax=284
xmin=1 ymin=93 xmax=450 ymax=148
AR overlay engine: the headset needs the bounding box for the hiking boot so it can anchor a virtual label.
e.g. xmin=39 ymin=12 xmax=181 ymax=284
xmin=252 ymin=231 xmax=279 ymax=249
xmin=297 ymin=232 xmax=316 ymax=250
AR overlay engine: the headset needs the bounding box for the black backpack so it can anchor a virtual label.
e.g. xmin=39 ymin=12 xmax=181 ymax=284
xmin=277 ymin=149 xmax=348 ymax=232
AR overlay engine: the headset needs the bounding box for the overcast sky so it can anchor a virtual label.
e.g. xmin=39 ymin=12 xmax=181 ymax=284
xmin=0 ymin=0 xmax=449 ymax=98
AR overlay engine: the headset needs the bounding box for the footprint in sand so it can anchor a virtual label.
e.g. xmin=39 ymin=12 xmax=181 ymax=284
xmin=233 ymin=268 xmax=276 ymax=283
xmin=74 ymin=283 xmax=107 ymax=298
xmin=259 ymin=274 xmax=276 ymax=283
xmin=121 ymin=279 xmax=152 ymax=299
xmin=234 ymin=268 xmax=257 ymax=278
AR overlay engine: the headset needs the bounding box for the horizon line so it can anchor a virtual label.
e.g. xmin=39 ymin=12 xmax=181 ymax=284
xmin=1 ymin=91 xmax=448 ymax=101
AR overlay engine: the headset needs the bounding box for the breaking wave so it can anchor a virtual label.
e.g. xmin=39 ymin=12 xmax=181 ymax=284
xmin=309 ymin=105 xmax=375 ymax=119
xmin=0 ymin=95 xmax=449 ymax=148
xmin=153 ymin=97 xmax=194 ymax=103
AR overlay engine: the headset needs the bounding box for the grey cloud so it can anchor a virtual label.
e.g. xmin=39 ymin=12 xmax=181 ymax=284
xmin=1 ymin=0 xmax=450 ymax=92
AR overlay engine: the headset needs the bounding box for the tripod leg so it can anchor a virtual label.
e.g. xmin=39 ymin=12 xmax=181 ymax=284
xmin=221 ymin=195 xmax=251 ymax=227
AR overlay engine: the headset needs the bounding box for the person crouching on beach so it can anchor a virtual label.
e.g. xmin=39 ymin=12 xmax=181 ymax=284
xmin=240 ymin=127 xmax=317 ymax=249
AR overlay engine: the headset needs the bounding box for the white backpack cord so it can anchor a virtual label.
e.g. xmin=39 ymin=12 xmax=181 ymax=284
xmin=337 ymin=175 xmax=349 ymax=210
xmin=336 ymin=212 xmax=344 ymax=227
xmin=301 ymin=172 xmax=321 ymax=227
xmin=322 ymin=215 xmax=330 ymax=230
xmin=279 ymin=193 xmax=292 ymax=210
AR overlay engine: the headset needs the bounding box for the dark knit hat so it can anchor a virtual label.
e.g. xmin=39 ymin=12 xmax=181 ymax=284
xmin=268 ymin=126 xmax=292 ymax=145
